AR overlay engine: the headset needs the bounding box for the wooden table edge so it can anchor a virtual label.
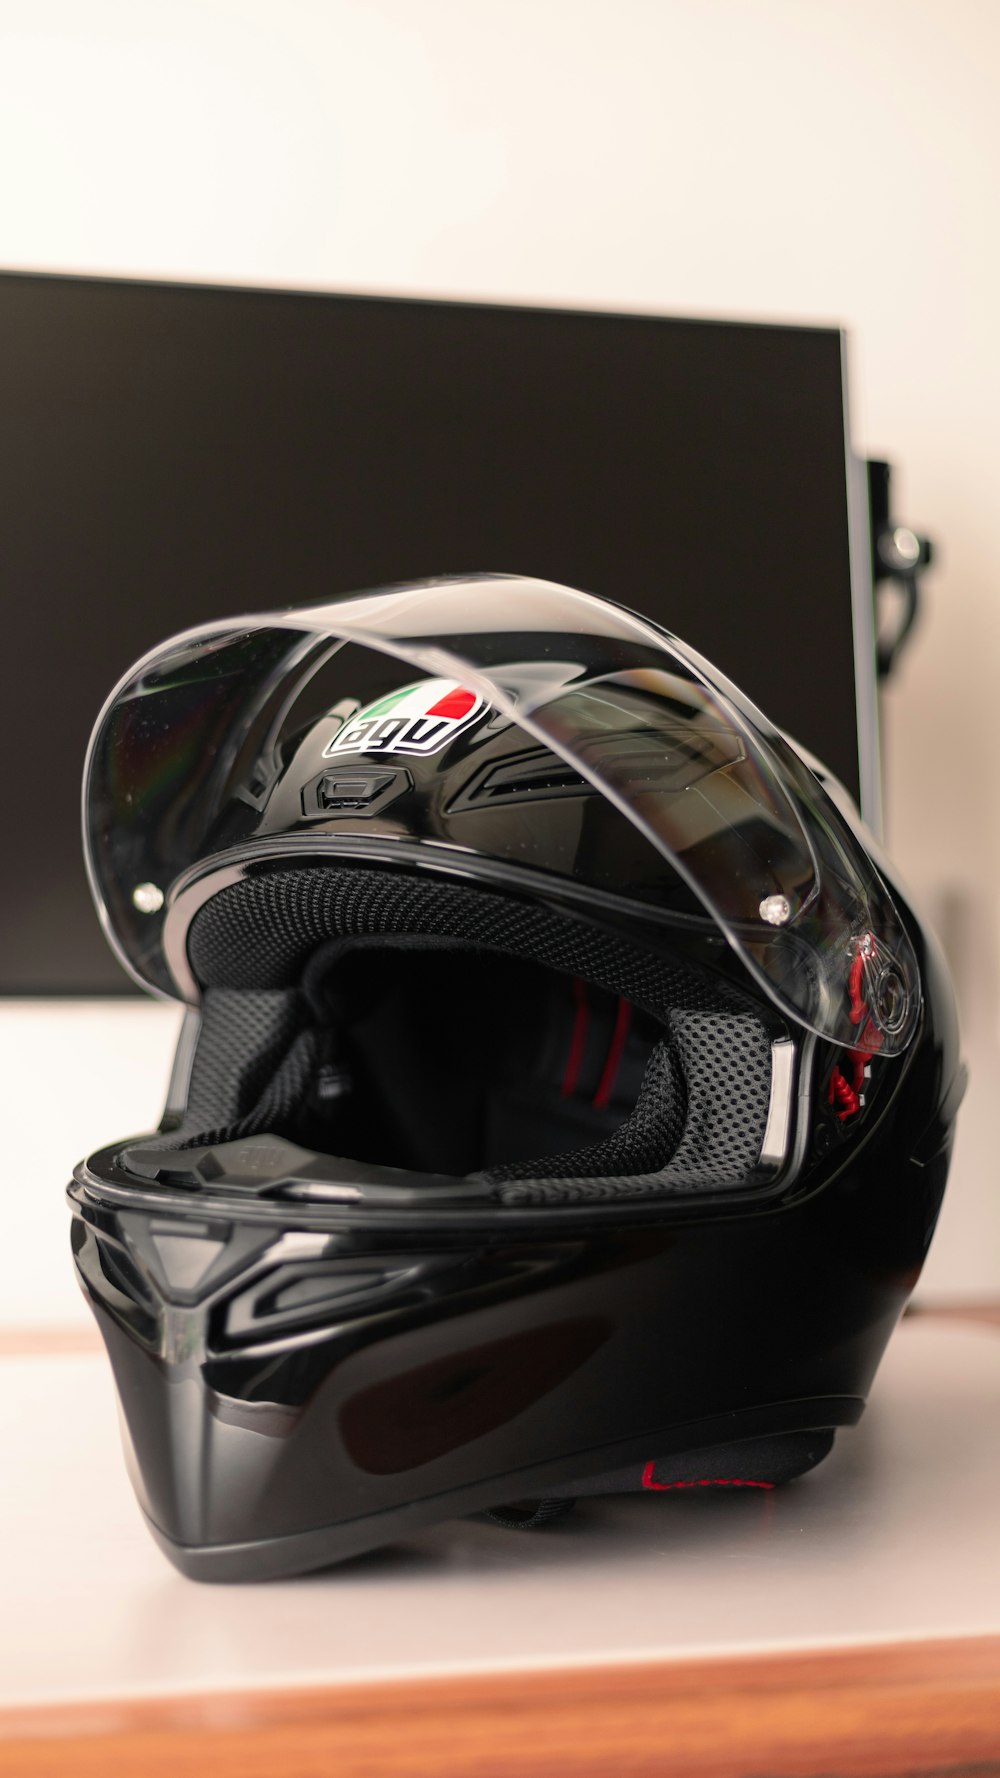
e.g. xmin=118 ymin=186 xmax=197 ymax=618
xmin=2 ymin=1634 xmax=999 ymax=1777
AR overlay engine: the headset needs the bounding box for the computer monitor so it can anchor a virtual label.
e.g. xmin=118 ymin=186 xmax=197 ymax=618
xmin=0 ymin=271 xmax=875 ymax=992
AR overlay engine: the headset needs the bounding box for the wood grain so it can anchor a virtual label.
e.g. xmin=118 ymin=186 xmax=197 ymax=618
xmin=2 ymin=1636 xmax=998 ymax=1778
xmin=907 ymin=1300 xmax=1000 ymax=1329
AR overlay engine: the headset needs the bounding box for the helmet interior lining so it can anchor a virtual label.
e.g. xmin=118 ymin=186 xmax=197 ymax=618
xmin=139 ymin=865 xmax=777 ymax=1202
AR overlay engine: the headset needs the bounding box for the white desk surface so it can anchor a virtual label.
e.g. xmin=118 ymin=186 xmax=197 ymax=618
xmin=2 ymin=1318 xmax=998 ymax=1712
xmin=1 ymin=1000 xmax=182 ymax=1328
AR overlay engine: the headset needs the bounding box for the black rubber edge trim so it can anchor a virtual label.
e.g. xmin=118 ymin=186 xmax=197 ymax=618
xmin=141 ymin=1396 xmax=862 ymax=1583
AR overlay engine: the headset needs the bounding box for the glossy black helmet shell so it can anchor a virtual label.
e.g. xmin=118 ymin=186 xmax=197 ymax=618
xmin=69 ymin=576 xmax=964 ymax=1580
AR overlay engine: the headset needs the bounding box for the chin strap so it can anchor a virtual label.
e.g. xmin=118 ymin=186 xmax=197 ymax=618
xmin=483 ymin=1499 xmax=577 ymax=1530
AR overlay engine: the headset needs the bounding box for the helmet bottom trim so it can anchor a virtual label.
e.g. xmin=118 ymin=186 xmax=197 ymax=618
xmin=138 ymin=1403 xmax=859 ymax=1583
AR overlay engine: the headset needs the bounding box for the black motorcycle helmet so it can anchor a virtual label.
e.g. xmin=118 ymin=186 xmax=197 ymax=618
xmin=70 ymin=575 xmax=964 ymax=1581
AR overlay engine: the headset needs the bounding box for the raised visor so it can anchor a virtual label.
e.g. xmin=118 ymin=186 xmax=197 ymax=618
xmin=85 ymin=574 xmax=918 ymax=1052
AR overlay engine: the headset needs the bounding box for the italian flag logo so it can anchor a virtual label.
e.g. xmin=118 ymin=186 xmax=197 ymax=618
xmin=325 ymin=677 xmax=489 ymax=758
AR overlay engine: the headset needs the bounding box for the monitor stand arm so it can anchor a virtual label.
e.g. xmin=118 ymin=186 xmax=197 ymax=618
xmin=867 ymin=458 xmax=934 ymax=680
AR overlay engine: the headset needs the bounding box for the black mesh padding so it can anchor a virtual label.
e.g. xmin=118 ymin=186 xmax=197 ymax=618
xmin=487 ymin=1024 xmax=765 ymax=1201
xmin=480 ymin=1041 xmax=685 ymax=1186
xmin=126 ymin=989 xmax=318 ymax=1165
xmin=501 ymin=1011 xmax=773 ymax=1207
xmin=177 ymin=1024 xmax=321 ymax=1151
xmin=166 ymin=989 xmax=306 ymax=1143
xmin=665 ymin=1014 xmax=775 ymax=1189
xmin=191 ymin=867 xmax=749 ymax=1020
xmin=180 ymin=866 xmax=776 ymax=1201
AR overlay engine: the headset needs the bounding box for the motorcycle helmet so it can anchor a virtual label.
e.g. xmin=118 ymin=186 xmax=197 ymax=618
xmin=70 ymin=575 xmax=964 ymax=1581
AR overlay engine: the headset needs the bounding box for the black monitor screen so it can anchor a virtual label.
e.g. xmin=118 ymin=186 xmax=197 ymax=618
xmin=0 ymin=272 xmax=866 ymax=992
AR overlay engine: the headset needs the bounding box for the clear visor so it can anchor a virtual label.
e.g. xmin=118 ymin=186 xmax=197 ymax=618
xmin=84 ymin=575 xmax=918 ymax=1054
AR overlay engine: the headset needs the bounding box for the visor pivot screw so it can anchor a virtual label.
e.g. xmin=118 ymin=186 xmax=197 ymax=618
xmin=759 ymin=894 xmax=791 ymax=927
xmin=132 ymin=882 xmax=164 ymax=915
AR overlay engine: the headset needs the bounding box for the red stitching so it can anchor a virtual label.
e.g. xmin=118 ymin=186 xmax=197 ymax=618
xmin=560 ymin=977 xmax=589 ymax=1098
xmin=642 ymin=1461 xmax=774 ymax=1492
xmin=593 ymin=997 xmax=632 ymax=1110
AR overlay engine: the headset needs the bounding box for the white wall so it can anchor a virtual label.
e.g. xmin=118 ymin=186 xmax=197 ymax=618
xmin=1 ymin=0 xmax=995 ymax=1295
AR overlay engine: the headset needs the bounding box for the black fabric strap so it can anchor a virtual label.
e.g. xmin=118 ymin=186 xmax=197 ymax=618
xmin=483 ymin=1499 xmax=577 ymax=1530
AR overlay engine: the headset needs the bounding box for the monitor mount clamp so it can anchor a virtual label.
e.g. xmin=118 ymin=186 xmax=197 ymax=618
xmin=867 ymin=458 xmax=934 ymax=680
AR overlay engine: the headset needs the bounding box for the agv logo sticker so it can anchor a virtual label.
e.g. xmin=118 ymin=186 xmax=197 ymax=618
xmin=325 ymin=678 xmax=488 ymax=758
